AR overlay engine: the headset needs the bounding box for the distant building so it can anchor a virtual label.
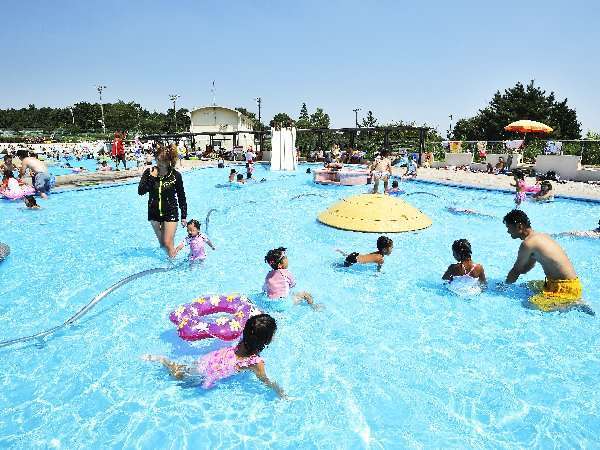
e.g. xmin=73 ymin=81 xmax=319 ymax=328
xmin=189 ymin=105 xmax=255 ymax=151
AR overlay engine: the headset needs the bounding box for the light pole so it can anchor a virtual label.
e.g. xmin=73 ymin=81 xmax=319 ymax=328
xmin=69 ymin=107 xmax=74 ymax=125
xmin=96 ymin=85 xmax=107 ymax=134
xmin=448 ymin=114 xmax=453 ymax=139
xmin=169 ymin=94 xmax=181 ymax=132
xmin=255 ymin=97 xmax=262 ymax=152
xmin=353 ymin=108 xmax=361 ymax=127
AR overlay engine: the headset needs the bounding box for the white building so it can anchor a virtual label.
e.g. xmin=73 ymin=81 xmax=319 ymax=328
xmin=189 ymin=105 xmax=256 ymax=152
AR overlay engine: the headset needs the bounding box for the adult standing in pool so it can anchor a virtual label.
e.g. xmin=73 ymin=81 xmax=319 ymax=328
xmin=503 ymin=209 xmax=592 ymax=314
xmin=138 ymin=144 xmax=187 ymax=258
xmin=17 ymin=150 xmax=52 ymax=199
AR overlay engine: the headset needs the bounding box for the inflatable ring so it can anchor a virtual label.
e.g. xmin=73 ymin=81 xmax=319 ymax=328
xmin=169 ymin=294 xmax=261 ymax=341
xmin=525 ymin=185 xmax=541 ymax=194
xmin=0 ymin=185 xmax=36 ymax=200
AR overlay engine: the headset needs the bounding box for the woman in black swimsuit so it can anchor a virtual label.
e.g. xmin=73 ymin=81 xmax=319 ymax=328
xmin=138 ymin=144 xmax=187 ymax=257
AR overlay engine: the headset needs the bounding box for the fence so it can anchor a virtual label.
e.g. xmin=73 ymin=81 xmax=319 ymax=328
xmin=424 ymin=139 xmax=600 ymax=166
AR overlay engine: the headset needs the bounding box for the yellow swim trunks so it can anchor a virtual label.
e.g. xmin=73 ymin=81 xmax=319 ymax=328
xmin=528 ymin=278 xmax=583 ymax=312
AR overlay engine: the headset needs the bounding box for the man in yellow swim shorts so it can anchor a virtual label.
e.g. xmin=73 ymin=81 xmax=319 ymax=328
xmin=503 ymin=210 xmax=593 ymax=315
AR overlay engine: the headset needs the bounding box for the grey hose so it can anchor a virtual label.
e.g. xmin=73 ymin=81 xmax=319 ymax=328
xmin=205 ymin=208 xmax=217 ymax=235
xmin=0 ymin=242 xmax=9 ymax=262
xmin=0 ymin=266 xmax=172 ymax=349
xmin=405 ymin=191 xmax=440 ymax=198
xmin=291 ymin=193 xmax=327 ymax=200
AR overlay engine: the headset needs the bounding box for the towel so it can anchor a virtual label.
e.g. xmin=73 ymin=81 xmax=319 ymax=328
xmin=449 ymin=141 xmax=462 ymax=153
xmin=476 ymin=141 xmax=487 ymax=157
xmin=544 ymin=141 xmax=563 ymax=155
xmin=505 ymin=139 xmax=525 ymax=150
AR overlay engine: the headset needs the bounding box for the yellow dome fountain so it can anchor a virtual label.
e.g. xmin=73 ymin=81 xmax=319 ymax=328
xmin=317 ymin=194 xmax=432 ymax=233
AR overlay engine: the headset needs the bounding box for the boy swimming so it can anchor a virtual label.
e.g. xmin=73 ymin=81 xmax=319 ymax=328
xmin=336 ymin=236 xmax=394 ymax=271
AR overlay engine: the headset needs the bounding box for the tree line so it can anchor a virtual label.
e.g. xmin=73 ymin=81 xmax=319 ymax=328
xmin=2 ymin=81 xmax=596 ymax=162
xmin=0 ymin=101 xmax=191 ymax=136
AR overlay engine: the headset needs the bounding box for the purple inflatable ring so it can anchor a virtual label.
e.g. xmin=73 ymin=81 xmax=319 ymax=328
xmin=169 ymin=294 xmax=261 ymax=341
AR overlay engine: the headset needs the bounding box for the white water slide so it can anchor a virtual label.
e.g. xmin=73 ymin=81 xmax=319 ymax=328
xmin=270 ymin=127 xmax=297 ymax=171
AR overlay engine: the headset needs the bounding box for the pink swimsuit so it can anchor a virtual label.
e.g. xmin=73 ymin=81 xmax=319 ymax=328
xmin=180 ymin=233 xmax=208 ymax=261
xmin=263 ymin=269 xmax=296 ymax=299
xmin=196 ymin=345 xmax=263 ymax=389
xmin=515 ymin=180 xmax=527 ymax=203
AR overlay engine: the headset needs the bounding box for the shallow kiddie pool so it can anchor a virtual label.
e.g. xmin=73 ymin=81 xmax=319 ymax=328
xmin=1 ymin=165 xmax=599 ymax=449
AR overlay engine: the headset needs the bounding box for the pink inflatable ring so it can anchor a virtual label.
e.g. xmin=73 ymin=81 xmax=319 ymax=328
xmin=169 ymin=294 xmax=261 ymax=341
xmin=0 ymin=185 xmax=36 ymax=200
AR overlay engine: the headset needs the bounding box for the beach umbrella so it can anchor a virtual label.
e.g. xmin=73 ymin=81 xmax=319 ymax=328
xmin=504 ymin=120 xmax=553 ymax=134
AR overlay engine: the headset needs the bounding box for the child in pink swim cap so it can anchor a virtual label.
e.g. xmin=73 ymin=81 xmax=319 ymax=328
xmin=143 ymin=314 xmax=285 ymax=398
xmin=263 ymin=247 xmax=318 ymax=309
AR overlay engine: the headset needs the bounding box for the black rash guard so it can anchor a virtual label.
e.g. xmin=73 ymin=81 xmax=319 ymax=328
xmin=138 ymin=168 xmax=187 ymax=222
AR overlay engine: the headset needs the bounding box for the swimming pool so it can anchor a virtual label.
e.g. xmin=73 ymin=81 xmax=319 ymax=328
xmin=47 ymin=158 xmax=119 ymax=176
xmin=1 ymin=165 xmax=599 ymax=449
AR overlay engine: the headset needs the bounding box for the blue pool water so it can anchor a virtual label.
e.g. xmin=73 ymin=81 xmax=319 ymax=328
xmin=47 ymin=158 xmax=118 ymax=176
xmin=1 ymin=165 xmax=599 ymax=449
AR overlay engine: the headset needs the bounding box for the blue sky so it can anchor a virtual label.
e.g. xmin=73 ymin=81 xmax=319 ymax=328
xmin=1 ymin=0 xmax=599 ymax=134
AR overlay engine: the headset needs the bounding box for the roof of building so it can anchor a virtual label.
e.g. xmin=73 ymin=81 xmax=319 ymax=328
xmin=190 ymin=105 xmax=242 ymax=115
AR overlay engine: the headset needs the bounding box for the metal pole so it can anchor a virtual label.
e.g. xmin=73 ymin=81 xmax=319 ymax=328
xmin=256 ymin=97 xmax=262 ymax=152
xmin=169 ymin=94 xmax=180 ymax=133
xmin=96 ymin=85 xmax=107 ymax=134
xmin=353 ymin=108 xmax=361 ymax=127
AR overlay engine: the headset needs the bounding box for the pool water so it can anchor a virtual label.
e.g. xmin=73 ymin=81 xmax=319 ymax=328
xmin=1 ymin=165 xmax=599 ymax=449
xmin=47 ymin=158 xmax=119 ymax=176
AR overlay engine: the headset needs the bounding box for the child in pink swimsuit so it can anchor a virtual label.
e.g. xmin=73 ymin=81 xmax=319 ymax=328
xmin=511 ymin=170 xmax=538 ymax=207
xmin=142 ymin=314 xmax=286 ymax=398
xmin=174 ymin=219 xmax=215 ymax=261
xmin=263 ymin=247 xmax=317 ymax=308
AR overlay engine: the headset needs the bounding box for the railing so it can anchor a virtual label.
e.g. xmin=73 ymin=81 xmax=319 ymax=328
xmin=424 ymin=139 xmax=600 ymax=166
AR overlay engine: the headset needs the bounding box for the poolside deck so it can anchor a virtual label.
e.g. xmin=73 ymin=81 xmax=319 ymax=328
xmin=397 ymin=167 xmax=600 ymax=202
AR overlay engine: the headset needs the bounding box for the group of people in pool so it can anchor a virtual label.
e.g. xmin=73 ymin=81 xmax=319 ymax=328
xmin=143 ymin=238 xmax=396 ymax=397
xmin=443 ymin=209 xmax=594 ymax=315
xmin=137 ymin=146 xmax=596 ymax=397
xmin=1 ymin=151 xmax=53 ymax=205
xmin=137 ymin=150 xmax=404 ymax=395
xmin=511 ymin=170 xmax=555 ymax=206
xmin=368 ymin=150 xmax=418 ymax=194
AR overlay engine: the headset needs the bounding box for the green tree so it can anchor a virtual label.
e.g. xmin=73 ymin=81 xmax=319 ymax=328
xmin=234 ymin=107 xmax=256 ymax=121
xmin=270 ymin=112 xmax=295 ymax=129
xmin=235 ymin=107 xmax=264 ymax=131
xmin=310 ymin=108 xmax=330 ymax=129
xmin=453 ymin=80 xmax=581 ymax=140
xmin=297 ymin=103 xmax=310 ymax=128
xmin=361 ymin=110 xmax=378 ymax=127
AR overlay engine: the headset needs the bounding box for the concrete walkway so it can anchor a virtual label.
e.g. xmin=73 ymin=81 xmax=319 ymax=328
xmin=395 ymin=167 xmax=600 ymax=202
